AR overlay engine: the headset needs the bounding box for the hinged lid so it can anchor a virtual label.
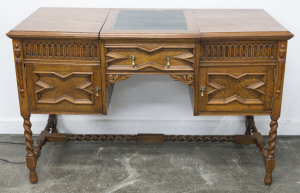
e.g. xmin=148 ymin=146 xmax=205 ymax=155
xmin=6 ymin=8 xmax=110 ymax=39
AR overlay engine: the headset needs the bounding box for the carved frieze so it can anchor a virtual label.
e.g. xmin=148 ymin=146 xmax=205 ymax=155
xmin=22 ymin=40 xmax=100 ymax=60
xmin=201 ymin=42 xmax=276 ymax=61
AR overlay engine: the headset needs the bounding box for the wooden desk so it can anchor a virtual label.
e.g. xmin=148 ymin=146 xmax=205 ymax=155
xmin=7 ymin=8 xmax=293 ymax=185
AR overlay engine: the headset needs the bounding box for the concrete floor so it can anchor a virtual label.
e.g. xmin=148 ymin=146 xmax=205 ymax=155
xmin=0 ymin=135 xmax=300 ymax=193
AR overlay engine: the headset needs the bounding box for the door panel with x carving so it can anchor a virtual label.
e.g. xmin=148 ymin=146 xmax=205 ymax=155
xmin=26 ymin=63 xmax=102 ymax=114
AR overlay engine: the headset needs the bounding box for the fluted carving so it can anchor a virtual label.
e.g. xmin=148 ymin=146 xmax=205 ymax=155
xmin=23 ymin=40 xmax=100 ymax=60
xmin=201 ymin=42 xmax=276 ymax=60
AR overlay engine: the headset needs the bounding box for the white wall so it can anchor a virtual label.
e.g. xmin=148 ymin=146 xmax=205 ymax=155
xmin=0 ymin=0 xmax=299 ymax=135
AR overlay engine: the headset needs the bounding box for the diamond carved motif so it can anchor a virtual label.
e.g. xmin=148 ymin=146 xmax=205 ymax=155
xmin=106 ymin=52 xmax=128 ymax=63
xmin=34 ymin=72 xmax=94 ymax=104
xmin=207 ymin=73 xmax=266 ymax=105
xmin=173 ymin=53 xmax=195 ymax=63
xmin=105 ymin=45 xmax=195 ymax=72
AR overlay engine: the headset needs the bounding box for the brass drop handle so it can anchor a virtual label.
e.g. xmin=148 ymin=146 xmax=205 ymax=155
xmin=130 ymin=55 xmax=136 ymax=66
xmin=200 ymin=86 xmax=206 ymax=97
xmin=165 ymin=56 xmax=171 ymax=67
xmin=95 ymin=86 xmax=100 ymax=97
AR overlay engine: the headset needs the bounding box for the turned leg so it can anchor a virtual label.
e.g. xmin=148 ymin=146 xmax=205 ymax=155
xmin=35 ymin=114 xmax=58 ymax=156
xmin=264 ymin=117 xmax=278 ymax=185
xmin=245 ymin=115 xmax=259 ymax=135
xmin=23 ymin=116 xmax=38 ymax=183
xmin=50 ymin=114 xmax=58 ymax=133
xmin=245 ymin=116 xmax=253 ymax=135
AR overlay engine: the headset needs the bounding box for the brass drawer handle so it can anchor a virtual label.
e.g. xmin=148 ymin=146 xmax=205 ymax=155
xmin=165 ymin=56 xmax=171 ymax=67
xmin=130 ymin=55 xmax=136 ymax=66
xmin=95 ymin=86 xmax=100 ymax=97
xmin=200 ymin=86 xmax=206 ymax=97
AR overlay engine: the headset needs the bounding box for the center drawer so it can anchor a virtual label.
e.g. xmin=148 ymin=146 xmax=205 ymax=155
xmin=104 ymin=42 xmax=195 ymax=72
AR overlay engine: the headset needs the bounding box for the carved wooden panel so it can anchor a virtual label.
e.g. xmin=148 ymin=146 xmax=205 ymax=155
xmin=198 ymin=66 xmax=274 ymax=113
xmin=105 ymin=43 xmax=195 ymax=72
xmin=22 ymin=40 xmax=100 ymax=60
xmin=200 ymin=41 xmax=277 ymax=61
xmin=26 ymin=64 xmax=102 ymax=114
xmin=34 ymin=72 xmax=94 ymax=104
xmin=207 ymin=73 xmax=266 ymax=105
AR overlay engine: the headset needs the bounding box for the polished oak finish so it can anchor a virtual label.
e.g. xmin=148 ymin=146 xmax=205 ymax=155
xmin=7 ymin=8 xmax=293 ymax=185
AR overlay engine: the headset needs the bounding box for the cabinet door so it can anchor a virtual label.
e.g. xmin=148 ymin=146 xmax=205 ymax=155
xmin=26 ymin=63 xmax=102 ymax=114
xmin=198 ymin=66 xmax=274 ymax=114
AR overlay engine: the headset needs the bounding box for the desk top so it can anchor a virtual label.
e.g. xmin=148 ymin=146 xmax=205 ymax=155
xmin=7 ymin=8 xmax=293 ymax=40
xmin=7 ymin=8 xmax=110 ymax=39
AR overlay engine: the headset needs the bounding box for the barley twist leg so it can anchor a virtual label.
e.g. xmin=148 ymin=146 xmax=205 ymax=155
xmin=264 ymin=117 xmax=278 ymax=185
xmin=23 ymin=116 xmax=38 ymax=183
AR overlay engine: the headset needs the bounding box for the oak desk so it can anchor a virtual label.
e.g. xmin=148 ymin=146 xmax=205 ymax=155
xmin=7 ymin=8 xmax=293 ymax=185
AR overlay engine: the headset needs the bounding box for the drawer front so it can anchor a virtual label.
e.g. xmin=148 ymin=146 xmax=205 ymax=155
xmin=198 ymin=66 xmax=274 ymax=113
xmin=105 ymin=42 xmax=195 ymax=72
xmin=26 ymin=63 xmax=102 ymax=114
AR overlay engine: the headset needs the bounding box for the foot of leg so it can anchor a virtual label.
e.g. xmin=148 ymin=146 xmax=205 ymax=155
xmin=26 ymin=156 xmax=38 ymax=183
xmin=264 ymin=170 xmax=272 ymax=185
